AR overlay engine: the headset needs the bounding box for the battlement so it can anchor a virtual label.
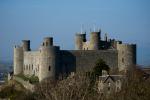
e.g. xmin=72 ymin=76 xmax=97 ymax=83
xmin=14 ymin=45 xmax=22 ymax=48
xmin=42 ymin=37 xmax=53 ymax=46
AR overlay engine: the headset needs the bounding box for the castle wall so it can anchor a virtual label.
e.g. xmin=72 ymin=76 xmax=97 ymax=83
xmin=117 ymin=43 xmax=136 ymax=71
xmin=14 ymin=46 xmax=23 ymax=75
xmin=61 ymin=50 xmax=118 ymax=73
xmin=23 ymin=51 xmax=40 ymax=77
xmin=60 ymin=51 xmax=76 ymax=76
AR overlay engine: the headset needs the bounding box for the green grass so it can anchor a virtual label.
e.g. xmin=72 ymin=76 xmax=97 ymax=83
xmin=15 ymin=74 xmax=39 ymax=84
xmin=16 ymin=74 xmax=29 ymax=81
xmin=29 ymin=75 xmax=39 ymax=84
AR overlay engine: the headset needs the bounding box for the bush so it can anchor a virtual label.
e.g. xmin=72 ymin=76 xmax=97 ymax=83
xmin=16 ymin=74 xmax=39 ymax=84
xmin=16 ymin=74 xmax=29 ymax=81
xmin=29 ymin=75 xmax=39 ymax=84
xmin=93 ymin=58 xmax=109 ymax=76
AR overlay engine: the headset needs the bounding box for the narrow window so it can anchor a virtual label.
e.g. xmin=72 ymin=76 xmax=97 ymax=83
xmin=38 ymin=65 xmax=39 ymax=71
xmin=49 ymin=66 xmax=51 ymax=71
xmin=117 ymin=87 xmax=119 ymax=91
xmin=29 ymin=65 xmax=30 ymax=70
xmin=26 ymin=65 xmax=28 ymax=70
xmin=122 ymin=58 xmax=124 ymax=63
xmin=108 ymin=87 xmax=110 ymax=91
xmin=24 ymin=65 xmax=25 ymax=70
xmin=46 ymin=42 xmax=48 ymax=46
xmin=32 ymin=65 xmax=33 ymax=70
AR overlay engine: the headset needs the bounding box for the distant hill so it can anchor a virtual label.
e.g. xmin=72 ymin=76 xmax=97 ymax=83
xmin=0 ymin=60 xmax=13 ymax=73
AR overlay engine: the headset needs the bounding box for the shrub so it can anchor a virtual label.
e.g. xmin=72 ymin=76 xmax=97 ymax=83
xmin=29 ymin=75 xmax=39 ymax=84
xmin=16 ymin=74 xmax=39 ymax=84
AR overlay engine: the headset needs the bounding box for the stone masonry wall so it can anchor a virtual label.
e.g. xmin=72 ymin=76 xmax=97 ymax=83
xmin=61 ymin=50 xmax=118 ymax=73
xmin=23 ymin=51 xmax=40 ymax=77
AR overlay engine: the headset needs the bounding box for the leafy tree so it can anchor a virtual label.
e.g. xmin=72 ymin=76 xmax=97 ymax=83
xmin=93 ymin=58 xmax=109 ymax=76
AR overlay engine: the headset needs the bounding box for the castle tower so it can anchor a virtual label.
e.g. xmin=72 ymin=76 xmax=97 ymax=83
xmin=14 ymin=46 xmax=23 ymax=75
xmin=104 ymin=33 xmax=108 ymax=42
xmin=89 ymin=31 xmax=101 ymax=50
xmin=75 ymin=33 xmax=86 ymax=50
xmin=22 ymin=40 xmax=31 ymax=51
xmin=39 ymin=37 xmax=60 ymax=81
xmin=43 ymin=37 xmax=53 ymax=46
xmin=117 ymin=43 xmax=136 ymax=71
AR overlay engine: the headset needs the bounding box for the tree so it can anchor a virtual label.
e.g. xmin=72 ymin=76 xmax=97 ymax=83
xmin=93 ymin=58 xmax=109 ymax=76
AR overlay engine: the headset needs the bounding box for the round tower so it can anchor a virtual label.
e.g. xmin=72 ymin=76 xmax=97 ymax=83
xmin=90 ymin=31 xmax=101 ymax=50
xmin=43 ymin=37 xmax=53 ymax=46
xmin=117 ymin=43 xmax=136 ymax=71
xmin=14 ymin=46 xmax=23 ymax=75
xmin=39 ymin=37 xmax=60 ymax=81
xmin=75 ymin=33 xmax=86 ymax=50
xmin=22 ymin=40 xmax=31 ymax=51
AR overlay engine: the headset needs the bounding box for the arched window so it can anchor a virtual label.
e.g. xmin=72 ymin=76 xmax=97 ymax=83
xmin=49 ymin=66 xmax=51 ymax=71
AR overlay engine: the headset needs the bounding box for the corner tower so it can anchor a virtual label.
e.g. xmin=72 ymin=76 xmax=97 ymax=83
xmin=75 ymin=33 xmax=86 ymax=50
xmin=39 ymin=37 xmax=60 ymax=81
xmin=117 ymin=43 xmax=136 ymax=71
xmin=14 ymin=46 xmax=23 ymax=75
xmin=22 ymin=40 xmax=31 ymax=51
xmin=89 ymin=31 xmax=101 ymax=50
xmin=14 ymin=40 xmax=31 ymax=75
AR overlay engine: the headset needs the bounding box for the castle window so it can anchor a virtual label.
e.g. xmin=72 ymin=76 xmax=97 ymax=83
xmin=116 ymin=87 xmax=120 ymax=92
xmin=46 ymin=42 xmax=48 ymax=46
xmin=49 ymin=66 xmax=51 ymax=71
xmin=108 ymin=87 xmax=110 ymax=91
xmin=29 ymin=65 xmax=30 ymax=70
xmin=43 ymin=43 xmax=45 ymax=46
xmin=38 ymin=65 xmax=39 ymax=71
xmin=26 ymin=65 xmax=28 ymax=70
xmin=122 ymin=58 xmax=124 ymax=63
xmin=32 ymin=65 xmax=33 ymax=70
xmin=24 ymin=65 xmax=25 ymax=70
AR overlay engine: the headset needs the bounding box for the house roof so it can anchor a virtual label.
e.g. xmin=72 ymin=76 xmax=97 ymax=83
xmin=99 ymin=75 xmax=125 ymax=83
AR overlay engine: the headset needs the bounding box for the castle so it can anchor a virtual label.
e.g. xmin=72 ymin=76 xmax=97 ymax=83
xmin=13 ymin=30 xmax=136 ymax=81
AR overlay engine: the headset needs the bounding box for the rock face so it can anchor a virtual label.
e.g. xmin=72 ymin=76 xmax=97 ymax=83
xmin=13 ymin=30 xmax=136 ymax=81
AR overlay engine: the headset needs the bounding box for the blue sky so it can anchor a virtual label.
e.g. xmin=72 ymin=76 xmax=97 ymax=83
xmin=0 ymin=0 xmax=150 ymax=66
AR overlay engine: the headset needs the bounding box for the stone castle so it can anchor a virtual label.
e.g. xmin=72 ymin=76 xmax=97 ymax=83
xmin=13 ymin=30 xmax=136 ymax=81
